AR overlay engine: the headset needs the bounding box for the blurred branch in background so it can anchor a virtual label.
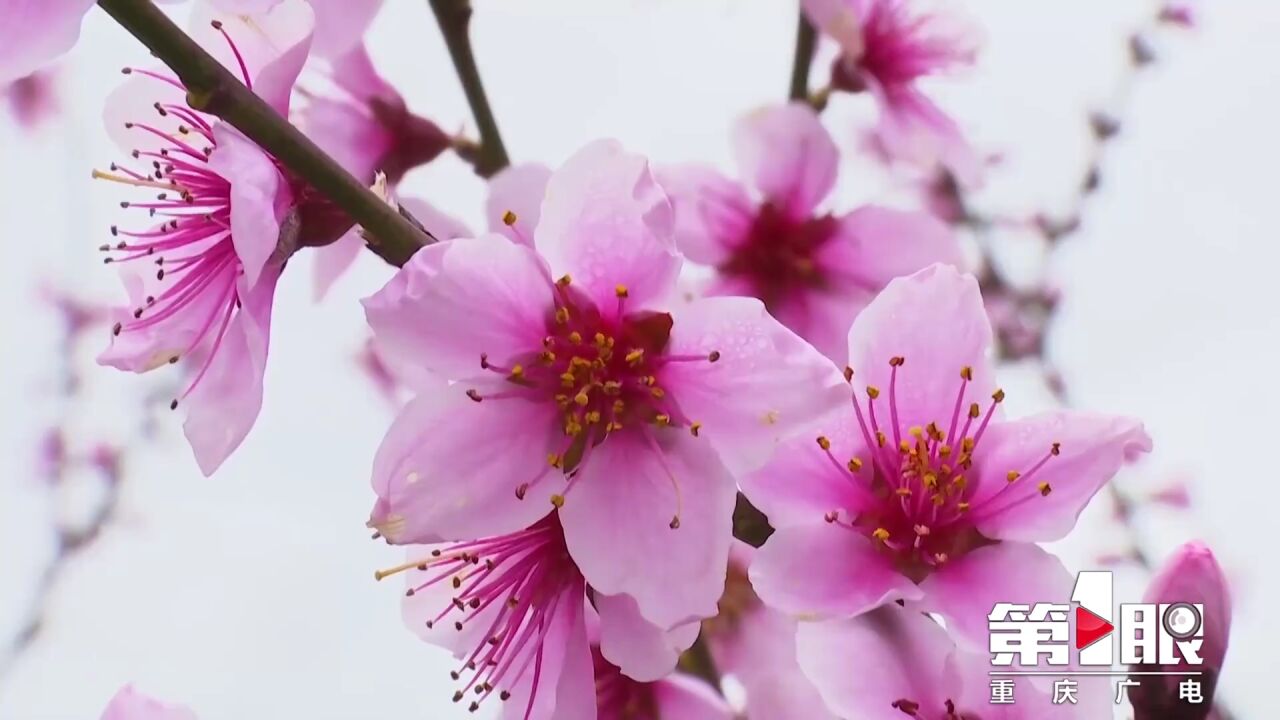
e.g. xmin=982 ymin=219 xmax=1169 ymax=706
xmin=0 ymin=289 xmax=127 ymax=682
xmin=953 ymin=1 xmax=1195 ymax=574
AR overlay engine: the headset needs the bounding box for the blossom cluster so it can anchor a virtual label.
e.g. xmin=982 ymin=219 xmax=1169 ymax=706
xmin=1 ymin=0 xmax=1231 ymax=719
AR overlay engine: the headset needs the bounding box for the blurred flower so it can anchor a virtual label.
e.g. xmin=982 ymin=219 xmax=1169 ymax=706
xmin=797 ymin=602 xmax=1108 ymax=719
xmin=0 ymin=0 xmax=95 ymax=84
xmin=1129 ymin=541 xmax=1231 ymax=720
xmin=741 ymin=263 xmax=1151 ymax=649
xmin=0 ymin=0 xmax=383 ymax=84
xmin=100 ymin=685 xmax=196 ymax=720
xmin=384 ymin=513 xmax=698 ymax=719
xmin=3 ymin=69 xmax=59 ymax=129
xmin=660 ymin=103 xmax=960 ymax=364
xmin=593 ymin=645 xmax=731 ymax=720
xmin=802 ymin=0 xmax=984 ymax=184
xmin=364 ymin=138 xmax=845 ymax=638
xmin=95 ymin=2 xmax=322 ymax=476
xmin=703 ymin=545 xmax=838 ymax=720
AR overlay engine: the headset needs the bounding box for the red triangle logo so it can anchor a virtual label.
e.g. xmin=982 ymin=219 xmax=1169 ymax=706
xmin=1075 ymin=605 xmax=1114 ymax=650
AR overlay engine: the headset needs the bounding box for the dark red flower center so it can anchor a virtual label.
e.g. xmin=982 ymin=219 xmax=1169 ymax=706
xmin=718 ymin=202 xmax=841 ymax=311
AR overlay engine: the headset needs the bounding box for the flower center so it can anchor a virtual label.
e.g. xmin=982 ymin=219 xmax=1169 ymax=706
xmin=717 ymin=202 xmax=841 ymax=311
xmin=818 ymin=358 xmax=1059 ymax=581
xmin=466 ymin=270 xmax=719 ymax=525
xmin=376 ymin=514 xmax=583 ymax=719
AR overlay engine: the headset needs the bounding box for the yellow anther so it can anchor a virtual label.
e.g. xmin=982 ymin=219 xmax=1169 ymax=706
xmin=872 ymin=528 xmax=891 ymax=542
xmin=643 ymin=375 xmax=657 ymax=386
xmin=889 ymin=356 xmax=905 ymax=367
xmin=594 ymin=332 xmax=607 ymax=345
xmin=612 ymin=399 xmax=626 ymax=414
xmin=1050 ymin=442 xmax=1061 ymax=456
xmin=923 ymin=473 xmax=938 ymax=489
xmin=938 ymin=444 xmax=952 ymax=458
xmin=547 ymin=453 xmax=563 ymax=468
xmin=896 ymin=487 xmax=913 ymax=496
xmin=509 ymin=364 xmax=524 ymax=379
xmin=817 ymin=436 xmax=832 ymax=451
xmin=574 ymin=391 xmax=590 ymax=407
xmin=654 ymin=414 xmax=671 ymax=426
xmin=556 ymin=274 xmax=572 ymax=287
xmin=625 ymin=349 xmax=645 ymax=365
xmin=968 ymin=403 xmax=981 ymax=418
xmin=1006 ymin=471 xmax=1021 ymax=483
xmin=607 ymin=421 xmax=624 ymax=432
xmin=960 ymin=366 xmax=973 ymax=381
xmin=899 ymin=440 xmax=912 ymax=453
xmin=957 ymin=501 xmax=971 ymax=512
xmin=615 ymin=284 xmax=629 ymax=298
xmin=951 ymin=475 xmax=966 ymax=490
xmin=603 ymin=381 xmax=622 ymax=395
xmin=992 ymin=388 xmax=1005 ymax=403
xmin=560 ymin=372 xmax=577 ymax=388
xmin=932 ymin=493 xmax=946 ymax=506
xmin=568 ymin=331 xmax=582 ymax=345
xmin=847 ymin=457 xmax=863 ymax=472
xmin=876 ymin=431 xmax=887 ymax=448
xmin=555 ymin=307 xmax=569 ymax=324
xmin=585 ymin=411 xmax=602 ymax=424
xmin=554 ymin=393 xmax=570 ymax=407
xmin=550 ymin=494 xmax=565 ymax=508
xmin=909 ymin=426 xmax=924 ymax=438
xmin=934 ymin=553 xmax=949 ymax=564
xmin=650 ymin=387 xmax=665 ymax=398
xmin=570 ymin=356 xmax=592 ymax=369
xmin=539 ymin=350 xmax=556 ymax=364
xmin=690 ymin=422 xmax=702 ymax=437
xmin=1038 ymin=482 xmax=1052 ymax=496
xmin=866 ymin=385 xmax=881 ymax=400
xmin=502 ymin=210 xmax=518 ymax=226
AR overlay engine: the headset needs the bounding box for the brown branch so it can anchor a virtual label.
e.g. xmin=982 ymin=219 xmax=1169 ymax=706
xmin=96 ymin=0 xmax=432 ymax=268
xmin=788 ymin=12 xmax=818 ymax=102
xmin=428 ymin=0 xmax=509 ymax=178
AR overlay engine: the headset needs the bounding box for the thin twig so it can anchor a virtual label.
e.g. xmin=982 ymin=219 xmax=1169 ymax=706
xmin=95 ymin=0 xmax=432 ymax=268
xmin=428 ymin=0 xmax=509 ymax=178
xmin=788 ymin=12 xmax=818 ymax=102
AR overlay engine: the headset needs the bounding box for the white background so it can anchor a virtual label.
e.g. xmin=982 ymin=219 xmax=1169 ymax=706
xmin=1 ymin=0 xmax=1275 ymax=717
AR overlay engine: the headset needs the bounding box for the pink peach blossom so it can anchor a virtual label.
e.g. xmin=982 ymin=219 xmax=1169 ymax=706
xmin=661 ymin=103 xmax=960 ymax=363
xmin=95 ymin=2 xmax=319 ymax=476
xmin=364 ymin=139 xmax=845 ymax=637
xmin=100 ymin=686 xmax=197 ymax=720
xmin=1129 ymin=541 xmax=1232 ymax=719
xmin=385 ymin=513 xmax=699 ymax=719
xmin=741 ymin=263 xmax=1151 ymax=650
xmin=798 ymin=603 xmax=1105 ymax=719
xmin=802 ymin=0 xmax=984 ymax=184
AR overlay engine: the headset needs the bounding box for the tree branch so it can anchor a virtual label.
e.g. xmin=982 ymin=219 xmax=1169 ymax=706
xmin=428 ymin=0 xmax=509 ymax=178
xmin=96 ymin=0 xmax=432 ymax=268
xmin=788 ymin=12 xmax=818 ymax=102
